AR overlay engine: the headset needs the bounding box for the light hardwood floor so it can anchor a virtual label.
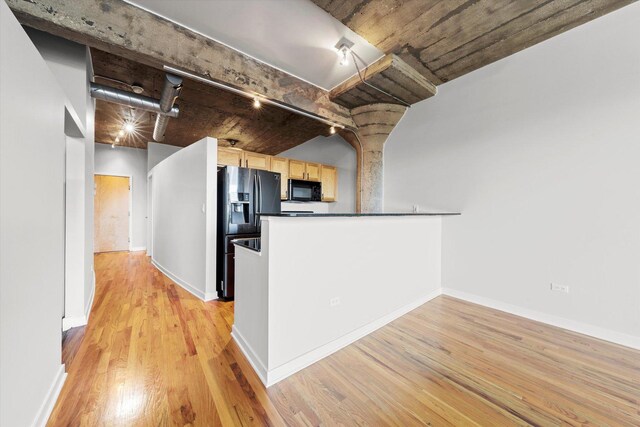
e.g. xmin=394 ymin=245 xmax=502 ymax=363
xmin=48 ymin=252 xmax=640 ymax=426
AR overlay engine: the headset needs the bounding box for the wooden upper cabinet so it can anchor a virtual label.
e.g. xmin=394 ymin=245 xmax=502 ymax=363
xmin=243 ymin=151 xmax=271 ymax=170
xmin=305 ymin=162 xmax=321 ymax=182
xmin=289 ymin=160 xmax=321 ymax=181
xmin=320 ymin=165 xmax=337 ymax=202
xmin=270 ymin=157 xmax=290 ymax=200
xmin=218 ymin=147 xmax=243 ymax=167
xmin=217 ymin=147 xmax=338 ymax=202
xmin=289 ymin=159 xmax=306 ymax=180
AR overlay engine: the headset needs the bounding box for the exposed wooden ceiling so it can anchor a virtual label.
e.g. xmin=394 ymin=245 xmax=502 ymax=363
xmin=92 ymin=49 xmax=331 ymax=154
xmin=312 ymin=0 xmax=635 ymax=85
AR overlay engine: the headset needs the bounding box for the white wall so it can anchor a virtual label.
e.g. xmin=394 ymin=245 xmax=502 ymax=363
xmin=64 ymin=136 xmax=87 ymax=329
xmin=25 ymin=27 xmax=88 ymax=131
xmin=147 ymin=142 xmax=182 ymax=252
xmin=279 ymin=134 xmax=357 ymax=213
xmin=95 ymin=143 xmax=148 ymax=250
xmin=26 ymin=27 xmax=96 ymax=330
xmin=84 ymin=51 xmax=96 ymax=314
xmin=148 ymin=141 xmax=182 ymax=171
xmin=150 ymin=137 xmax=217 ymax=300
xmin=385 ymin=4 xmax=640 ymax=346
xmin=1 ymin=3 xmax=71 ymax=424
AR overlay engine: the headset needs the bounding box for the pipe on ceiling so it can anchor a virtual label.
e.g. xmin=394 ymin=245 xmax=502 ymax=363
xmin=89 ymin=82 xmax=179 ymax=118
xmin=153 ymin=74 xmax=183 ymax=142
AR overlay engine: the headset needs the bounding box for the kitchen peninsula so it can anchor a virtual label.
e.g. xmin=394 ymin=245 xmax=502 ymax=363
xmin=232 ymin=212 xmax=459 ymax=386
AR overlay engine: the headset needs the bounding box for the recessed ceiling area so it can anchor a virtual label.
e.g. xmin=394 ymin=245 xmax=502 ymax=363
xmin=92 ymin=49 xmax=332 ymax=153
xmin=125 ymin=0 xmax=384 ymax=90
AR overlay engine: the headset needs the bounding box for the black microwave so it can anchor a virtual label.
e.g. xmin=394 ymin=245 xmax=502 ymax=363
xmin=288 ymin=179 xmax=322 ymax=202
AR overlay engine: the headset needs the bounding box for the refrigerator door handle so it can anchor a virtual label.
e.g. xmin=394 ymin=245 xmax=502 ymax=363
xmin=258 ymin=173 xmax=263 ymax=215
xmin=252 ymin=173 xmax=258 ymax=227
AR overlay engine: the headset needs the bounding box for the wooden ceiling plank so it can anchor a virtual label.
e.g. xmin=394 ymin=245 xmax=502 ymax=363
xmin=369 ymin=0 xmax=449 ymax=49
xmin=425 ymin=0 xmax=583 ymax=71
xmin=7 ymin=0 xmax=355 ymax=129
xmin=436 ymin=0 xmax=632 ymax=81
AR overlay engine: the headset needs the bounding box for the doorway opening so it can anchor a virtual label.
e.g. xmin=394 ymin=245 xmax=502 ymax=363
xmin=94 ymin=174 xmax=131 ymax=253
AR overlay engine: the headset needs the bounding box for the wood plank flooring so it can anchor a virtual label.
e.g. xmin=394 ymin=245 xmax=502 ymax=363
xmin=48 ymin=252 xmax=640 ymax=426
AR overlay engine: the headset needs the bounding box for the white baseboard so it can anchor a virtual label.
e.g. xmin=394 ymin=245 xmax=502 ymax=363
xmin=442 ymin=288 xmax=640 ymax=350
xmin=233 ymin=289 xmax=442 ymax=387
xmin=85 ymin=272 xmax=96 ymax=322
xmin=32 ymin=364 xmax=66 ymax=427
xmin=62 ymin=315 xmax=86 ymax=331
xmin=129 ymin=246 xmax=147 ymax=252
xmin=62 ymin=271 xmax=96 ymax=331
xmin=151 ymin=258 xmax=217 ymax=302
xmin=231 ymin=327 xmax=268 ymax=385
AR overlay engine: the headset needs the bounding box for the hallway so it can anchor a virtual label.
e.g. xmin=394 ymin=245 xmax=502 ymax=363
xmin=48 ymin=252 xmax=640 ymax=426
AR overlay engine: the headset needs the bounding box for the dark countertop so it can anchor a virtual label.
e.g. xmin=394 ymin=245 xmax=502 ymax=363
xmin=258 ymin=212 xmax=461 ymax=218
xmin=232 ymin=238 xmax=261 ymax=252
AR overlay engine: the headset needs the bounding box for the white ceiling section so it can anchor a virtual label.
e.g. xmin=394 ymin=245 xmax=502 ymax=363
xmin=126 ymin=0 xmax=384 ymax=91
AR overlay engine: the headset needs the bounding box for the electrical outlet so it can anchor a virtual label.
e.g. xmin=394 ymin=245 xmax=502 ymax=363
xmin=330 ymin=297 xmax=341 ymax=307
xmin=550 ymin=283 xmax=569 ymax=294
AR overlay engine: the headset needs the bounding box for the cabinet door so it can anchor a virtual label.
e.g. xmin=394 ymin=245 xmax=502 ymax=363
xmin=289 ymin=159 xmax=306 ymax=180
xmin=305 ymin=162 xmax=322 ymax=182
xmin=243 ymin=151 xmax=271 ymax=170
xmin=320 ymin=165 xmax=337 ymax=202
xmin=218 ymin=147 xmax=243 ymax=167
xmin=270 ymin=157 xmax=290 ymax=200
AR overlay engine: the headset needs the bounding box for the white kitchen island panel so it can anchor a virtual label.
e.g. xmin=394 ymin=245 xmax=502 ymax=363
xmin=232 ymin=213 xmax=454 ymax=386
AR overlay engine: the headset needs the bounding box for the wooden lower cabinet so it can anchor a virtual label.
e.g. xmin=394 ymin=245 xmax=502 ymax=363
xmin=320 ymin=165 xmax=337 ymax=202
xmin=270 ymin=157 xmax=289 ymax=200
xmin=218 ymin=147 xmax=243 ymax=167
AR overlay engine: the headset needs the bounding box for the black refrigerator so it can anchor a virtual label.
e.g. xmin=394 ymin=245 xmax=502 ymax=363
xmin=217 ymin=166 xmax=281 ymax=299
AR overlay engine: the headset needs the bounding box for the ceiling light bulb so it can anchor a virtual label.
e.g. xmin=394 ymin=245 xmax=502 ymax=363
xmin=330 ymin=126 xmax=336 ymax=134
xmin=118 ymin=130 xmax=125 ymax=137
xmin=339 ymin=47 xmax=349 ymax=66
xmin=111 ymin=143 xmax=115 ymax=148
xmin=124 ymin=122 xmax=135 ymax=133
xmin=253 ymin=97 xmax=261 ymax=109
xmin=115 ymin=137 xmax=120 ymax=143
xmin=334 ymin=38 xmax=354 ymax=67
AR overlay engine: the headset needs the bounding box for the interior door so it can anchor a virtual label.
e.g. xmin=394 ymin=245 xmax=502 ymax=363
xmin=94 ymin=175 xmax=129 ymax=253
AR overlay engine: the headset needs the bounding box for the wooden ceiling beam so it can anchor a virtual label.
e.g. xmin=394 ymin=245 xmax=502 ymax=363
xmin=330 ymin=54 xmax=437 ymax=109
xmin=6 ymin=0 xmax=355 ymax=129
